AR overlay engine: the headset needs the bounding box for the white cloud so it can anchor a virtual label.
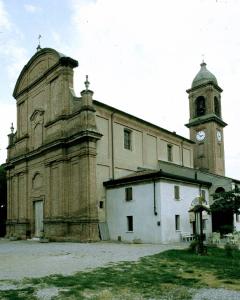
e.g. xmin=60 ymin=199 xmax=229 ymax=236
xmin=0 ymin=0 xmax=11 ymax=30
xmin=51 ymin=30 xmax=61 ymax=45
xmin=24 ymin=4 xmax=40 ymax=13
xmin=1 ymin=42 xmax=28 ymax=83
xmin=0 ymin=1 xmax=28 ymax=87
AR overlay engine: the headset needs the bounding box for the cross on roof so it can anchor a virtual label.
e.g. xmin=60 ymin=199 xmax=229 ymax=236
xmin=37 ymin=34 xmax=42 ymax=51
xmin=84 ymin=75 xmax=90 ymax=90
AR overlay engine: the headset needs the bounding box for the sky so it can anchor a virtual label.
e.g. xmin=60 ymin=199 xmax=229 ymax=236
xmin=0 ymin=0 xmax=239 ymax=179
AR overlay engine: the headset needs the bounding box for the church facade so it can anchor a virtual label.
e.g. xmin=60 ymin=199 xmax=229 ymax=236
xmin=5 ymin=48 xmax=240 ymax=242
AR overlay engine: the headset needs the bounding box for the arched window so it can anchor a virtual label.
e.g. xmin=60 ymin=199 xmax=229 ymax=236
xmin=214 ymin=96 xmax=221 ymax=117
xmin=215 ymin=187 xmax=225 ymax=193
xmin=195 ymin=96 xmax=206 ymax=117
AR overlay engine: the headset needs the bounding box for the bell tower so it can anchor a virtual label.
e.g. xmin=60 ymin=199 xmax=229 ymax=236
xmin=185 ymin=61 xmax=227 ymax=176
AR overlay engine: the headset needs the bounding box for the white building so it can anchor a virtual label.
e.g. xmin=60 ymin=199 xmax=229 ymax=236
xmin=105 ymin=170 xmax=212 ymax=244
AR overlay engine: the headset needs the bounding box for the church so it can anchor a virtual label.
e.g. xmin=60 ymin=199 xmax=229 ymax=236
xmin=5 ymin=47 xmax=240 ymax=242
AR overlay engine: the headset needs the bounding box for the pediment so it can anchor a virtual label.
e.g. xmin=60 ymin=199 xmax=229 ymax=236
xmin=28 ymin=59 xmax=48 ymax=84
xmin=13 ymin=48 xmax=78 ymax=98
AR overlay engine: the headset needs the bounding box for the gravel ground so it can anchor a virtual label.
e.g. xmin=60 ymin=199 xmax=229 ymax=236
xmin=0 ymin=239 xmax=186 ymax=280
xmin=193 ymin=288 xmax=240 ymax=300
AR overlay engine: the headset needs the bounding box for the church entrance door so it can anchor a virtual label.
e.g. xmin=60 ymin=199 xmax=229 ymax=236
xmin=34 ymin=200 xmax=43 ymax=237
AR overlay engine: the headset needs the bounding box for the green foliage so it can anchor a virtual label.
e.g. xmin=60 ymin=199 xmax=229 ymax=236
xmin=220 ymin=224 xmax=234 ymax=235
xmin=188 ymin=240 xmax=199 ymax=252
xmin=211 ymin=188 xmax=240 ymax=214
xmin=224 ymin=242 xmax=239 ymax=258
xmin=0 ymin=287 xmax=36 ymax=300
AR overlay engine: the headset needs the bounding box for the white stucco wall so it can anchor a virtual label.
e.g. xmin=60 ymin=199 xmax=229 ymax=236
xmin=106 ymin=182 xmax=161 ymax=243
xmin=106 ymin=179 xmax=212 ymax=244
xmin=234 ymin=214 xmax=240 ymax=231
xmin=159 ymin=180 xmax=211 ymax=243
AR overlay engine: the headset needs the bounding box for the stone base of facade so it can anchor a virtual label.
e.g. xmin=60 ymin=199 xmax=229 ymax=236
xmin=6 ymin=218 xmax=100 ymax=242
xmin=44 ymin=218 xmax=100 ymax=242
xmin=6 ymin=219 xmax=30 ymax=239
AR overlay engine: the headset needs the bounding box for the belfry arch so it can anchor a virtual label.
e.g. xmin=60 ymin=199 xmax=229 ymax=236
xmin=195 ymin=96 xmax=206 ymax=117
xmin=214 ymin=96 xmax=221 ymax=117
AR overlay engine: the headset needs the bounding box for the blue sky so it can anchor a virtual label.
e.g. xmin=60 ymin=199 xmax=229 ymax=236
xmin=0 ymin=0 xmax=240 ymax=179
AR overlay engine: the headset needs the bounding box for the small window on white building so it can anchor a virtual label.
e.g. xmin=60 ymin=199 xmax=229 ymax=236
xmin=124 ymin=129 xmax=132 ymax=150
xmin=167 ymin=144 xmax=173 ymax=162
xmin=125 ymin=187 xmax=133 ymax=201
xmin=174 ymin=185 xmax=180 ymax=200
xmin=127 ymin=216 xmax=133 ymax=231
xmin=175 ymin=215 xmax=180 ymax=231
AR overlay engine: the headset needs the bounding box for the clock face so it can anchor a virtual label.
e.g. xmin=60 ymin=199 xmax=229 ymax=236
xmin=216 ymin=130 xmax=222 ymax=142
xmin=196 ymin=130 xmax=205 ymax=141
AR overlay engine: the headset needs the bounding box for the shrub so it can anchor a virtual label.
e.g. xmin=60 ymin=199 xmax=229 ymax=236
xmin=188 ymin=240 xmax=199 ymax=252
xmin=224 ymin=242 xmax=239 ymax=258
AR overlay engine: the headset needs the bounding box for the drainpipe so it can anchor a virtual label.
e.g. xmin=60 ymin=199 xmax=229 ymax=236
xmin=153 ymin=179 xmax=157 ymax=216
xmin=111 ymin=112 xmax=115 ymax=180
xmin=181 ymin=140 xmax=184 ymax=166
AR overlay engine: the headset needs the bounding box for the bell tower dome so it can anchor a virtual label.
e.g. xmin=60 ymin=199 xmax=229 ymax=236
xmin=185 ymin=62 xmax=227 ymax=176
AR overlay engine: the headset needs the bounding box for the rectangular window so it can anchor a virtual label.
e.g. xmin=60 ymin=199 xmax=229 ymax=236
xmin=167 ymin=144 xmax=173 ymax=162
xmin=175 ymin=215 xmax=180 ymax=231
xmin=127 ymin=216 xmax=133 ymax=231
xmin=124 ymin=129 xmax=132 ymax=150
xmin=125 ymin=187 xmax=133 ymax=201
xmin=174 ymin=185 xmax=180 ymax=200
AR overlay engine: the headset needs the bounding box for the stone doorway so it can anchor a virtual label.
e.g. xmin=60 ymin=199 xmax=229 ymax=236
xmin=34 ymin=200 xmax=44 ymax=237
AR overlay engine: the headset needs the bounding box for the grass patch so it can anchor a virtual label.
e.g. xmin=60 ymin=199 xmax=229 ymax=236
xmin=0 ymin=287 xmax=36 ymax=300
xmin=0 ymin=247 xmax=240 ymax=299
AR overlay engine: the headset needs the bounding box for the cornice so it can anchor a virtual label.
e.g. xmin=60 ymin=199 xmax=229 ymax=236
xmin=185 ymin=115 xmax=227 ymax=128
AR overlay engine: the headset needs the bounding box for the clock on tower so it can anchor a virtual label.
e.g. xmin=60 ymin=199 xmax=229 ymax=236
xmin=185 ymin=61 xmax=227 ymax=176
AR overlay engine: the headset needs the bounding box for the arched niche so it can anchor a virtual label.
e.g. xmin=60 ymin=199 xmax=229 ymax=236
xmin=32 ymin=172 xmax=43 ymax=190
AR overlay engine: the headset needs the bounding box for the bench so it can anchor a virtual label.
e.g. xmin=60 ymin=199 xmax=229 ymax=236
xmin=181 ymin=232 xmax=194 ymax=242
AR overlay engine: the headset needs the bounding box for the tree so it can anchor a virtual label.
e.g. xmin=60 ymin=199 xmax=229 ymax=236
xmin=210 ymin=188 xmax=240 ymax=214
